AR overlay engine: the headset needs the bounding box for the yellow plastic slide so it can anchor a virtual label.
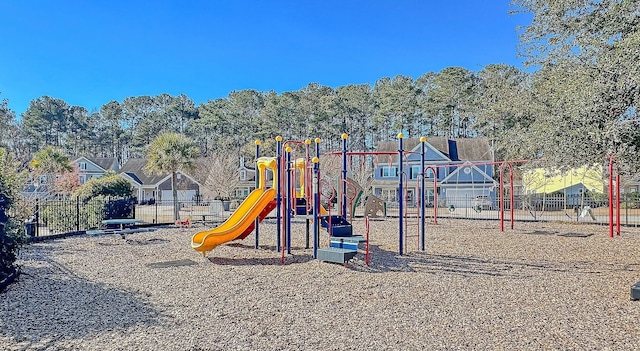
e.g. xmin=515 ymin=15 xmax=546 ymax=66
xmin=191 ymin=188 xmax=276 ymax=255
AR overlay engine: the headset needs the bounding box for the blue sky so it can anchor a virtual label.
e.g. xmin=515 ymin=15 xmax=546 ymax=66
xmin=0 ymin=1 xmax=530 ymax=116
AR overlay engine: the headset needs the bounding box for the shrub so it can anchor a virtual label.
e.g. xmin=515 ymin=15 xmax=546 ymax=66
xmin=0 ymin=148 xmax=26 ymax=289
xmin=73 ymin=172 xmax=133 ymax=200
xmin=39 ymin=196 xmax=111 ymax=232
xmin=40 ymin=172 xmax=135 ymax=232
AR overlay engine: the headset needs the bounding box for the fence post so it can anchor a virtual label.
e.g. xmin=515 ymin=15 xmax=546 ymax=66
xmin=76 ymin=196 xmax=80 ymax=232
xmin=155 ymin=197 xmax=158 ymax=224
xmin=35 ymin=198 xmax=40 ymax=237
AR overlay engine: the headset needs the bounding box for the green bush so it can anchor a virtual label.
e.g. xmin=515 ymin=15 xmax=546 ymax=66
xmin=73 ymin=172 xmax=133 ymax=200
xmin=41 ymin=172 xmax=134 ymax=232
xmin=39 ymin=196 xmax=110 ymax=232
xmin=0 ymin=148 xmax=26 ymax=287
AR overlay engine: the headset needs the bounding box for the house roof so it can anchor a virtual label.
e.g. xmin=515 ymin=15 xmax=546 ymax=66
xmin=73 ymin=156 xmax=119 ymax=171
xmin=119 ymin=158 xmax=171 ymax=185
xmin=120 ymin=158 xmax=204 ymax=188
xmin=522 ymin=166 xmax=605 ymax=194
xmin=374 ymin=137 xmax=492 ymax=162
xmin=454 ymin=138 xmax=493 ymax=162
xmin=90 ymin=157 xmax=119 ymax=171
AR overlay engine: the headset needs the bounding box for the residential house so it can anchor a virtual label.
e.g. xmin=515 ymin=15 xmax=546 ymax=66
xmin=522 ymin=166 xmax=605 ymax=195
xmin=370 ymin=137 xmax=497 ymax=208
xmin=22 ymin=157 xmax=120 ymax=199
xmin=71 ymin=157 xmax=119 ymax=184
xmin=235 ymin=157 xmax=257 ymax=198
xmin=522 ymin=166 xmax=606 ymax=207
xmin=119 ymin=158 xmax=203 ymax=203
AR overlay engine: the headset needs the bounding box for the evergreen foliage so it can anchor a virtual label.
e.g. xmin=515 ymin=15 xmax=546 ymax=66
xmin=145 ymin=133 xmax=199 ymax=220
xmin=0 ymin=148 xmax=27 ymax=289
xmin=0 ymin=1 xmax=637 ymax=177
xmin=72 ymin=172 xmax=134 ymax=200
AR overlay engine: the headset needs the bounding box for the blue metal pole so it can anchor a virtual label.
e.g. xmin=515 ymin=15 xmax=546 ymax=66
xmin=341 ymin=133 xmax=348 ymax=218
xmin=313 ymin=138 xmax=321 ymax=258
xmin=286 ymin=146 xmax=292 ymax=254
xmin=398 ymin=133 xmax=404 ymax=255
xmin=255 ymin=140 xmax=261 ymax=249
xmin=420 ymin=137 xmax=426 ymax=251
xmin=276 ymin=136 xmax=282 ymax=252
xmin=305 ymin=139 xmax=311 ymax=249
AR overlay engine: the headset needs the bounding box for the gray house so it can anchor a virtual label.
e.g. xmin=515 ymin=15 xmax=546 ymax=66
xmin=370 ymin=137 xmax=497 ymax=208
xmin=235 ymin=157 xmax=257 ymax=198
xmin=72 ymin=157 xmax=119 ymax=184
xmin=119 ymin=158 xmax=203 ymax=203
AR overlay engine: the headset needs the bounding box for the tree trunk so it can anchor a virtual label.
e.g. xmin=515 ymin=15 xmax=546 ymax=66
xmin=172 ymin=171 xmax=179 ymax=221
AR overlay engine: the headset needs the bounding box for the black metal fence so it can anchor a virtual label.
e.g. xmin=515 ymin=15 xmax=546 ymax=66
xmin=24 ymin=197 xmax=233 ymax=238
xmin=25 ymin=197 xmax=136 ymax=237
xmin=134 ymin=199 xmax=231 ymax=226
xmin=24 ymin=192 xmax=640 ymax=238
xmin=373 ymin=193 xmax=640 ymax=226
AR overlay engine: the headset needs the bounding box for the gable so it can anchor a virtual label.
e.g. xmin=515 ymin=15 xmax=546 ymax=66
xmin=441 ymin=163 xmax=495 ymax=185
xmin=405 ymin=140 xmax=451 ymax=162
xmin=73 ymin=157 xmax=105 ymax=173
xmin=375 ymin=137 xmax=492 ymax=163
xmin=73 ymin=157 xmax=119 ymax=173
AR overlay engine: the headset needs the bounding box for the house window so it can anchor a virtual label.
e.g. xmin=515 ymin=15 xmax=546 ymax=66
xmin=240 ymin=170 xmax=247 ymax=181
xmin=79 ymin=175 xmax=87 ymax=184
xmin=410 ymin=166 xmax=419 ymax=179
xmin=236 ymin=187 xmax=250 ymax=198
xmin=381 ymin=189 xmax=398 ymax=203
xmin=381 ymin=166 xmax=397 ymax=178
xmin=79 ymin=162 xmax=87 ymax=170
xmin=409 ymin=166 xmax=436 ymax=179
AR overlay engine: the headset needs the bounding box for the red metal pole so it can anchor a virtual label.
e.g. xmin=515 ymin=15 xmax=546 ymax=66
xmin=509 ymin=163 xmax=514 ymax=230
xmin=616 ymin=173 xmax=621 ymax=236
xmin=499 ymin=164 xmax=504 ymax=232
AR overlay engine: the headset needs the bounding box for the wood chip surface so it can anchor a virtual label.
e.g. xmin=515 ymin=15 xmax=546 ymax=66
xmin=2 ymin=219 xmax=640 ymax=350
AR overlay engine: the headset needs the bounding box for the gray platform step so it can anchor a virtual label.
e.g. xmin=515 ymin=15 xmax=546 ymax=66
xmin=330 ymin=235 xmax=366 ymax=250
xmin=316 ymin=247 xmax=357 ymax=264
xmin=330 ymin=235 xmax=366 ymax=243
xmin=631 ymin=282 xmax=640 ymax=301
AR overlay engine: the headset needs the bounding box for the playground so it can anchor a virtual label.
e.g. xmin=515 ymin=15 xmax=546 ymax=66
xmin=3 ymin=218 xmax=640 ymax=350
xmin=4 ymin=134 xmax=640 ymax=350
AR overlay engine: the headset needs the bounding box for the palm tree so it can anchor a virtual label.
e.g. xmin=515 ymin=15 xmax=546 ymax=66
xmin=29 ymin=146 xmax=73 ymax=197
xmin=145 ymin=132 xmax=199 ymax=221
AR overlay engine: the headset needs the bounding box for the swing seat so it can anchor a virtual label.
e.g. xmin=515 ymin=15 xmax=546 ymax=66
xmin=472 ymin=195 xmax=493 ymax=210
xmin=175 ymin=216 xmax=191 ymax=228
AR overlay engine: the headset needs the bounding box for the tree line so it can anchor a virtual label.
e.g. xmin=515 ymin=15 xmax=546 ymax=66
xmin=0 ymin=0 xmax=638 ymax=177
xmin=0 ymin=66 xmax=521 ymax=162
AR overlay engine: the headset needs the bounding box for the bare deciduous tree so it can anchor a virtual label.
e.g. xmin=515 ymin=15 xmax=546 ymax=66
xmin=196 ymin=153 xmax=241 ymax=200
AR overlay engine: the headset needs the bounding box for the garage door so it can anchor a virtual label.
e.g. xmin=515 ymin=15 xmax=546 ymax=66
xmin=444 ymin=188 xmax=477 ymax=208
xmin=161 ymin=190 xmax=197 ymax=202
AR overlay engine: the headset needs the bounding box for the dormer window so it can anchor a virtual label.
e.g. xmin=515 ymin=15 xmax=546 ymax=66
xmin=381 ymin=166 xmax=397 ymax=178
xmin=79 ymin=162 xmax=87 ymax=170
xmin=240 ymin=170 xmax=247 ymax=181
